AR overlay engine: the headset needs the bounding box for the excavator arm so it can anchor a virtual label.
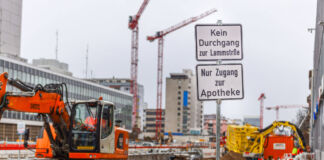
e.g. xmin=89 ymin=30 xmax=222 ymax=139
xmin=0 ymin=72 xmax=71 ymax=158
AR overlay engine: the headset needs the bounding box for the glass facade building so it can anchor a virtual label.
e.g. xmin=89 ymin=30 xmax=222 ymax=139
xmin=0 ymin=56 xmax=132 ymax=141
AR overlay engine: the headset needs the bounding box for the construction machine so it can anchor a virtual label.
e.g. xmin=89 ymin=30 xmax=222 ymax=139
xmin=246 ymin=121 xmax=305 ymax=156
xmin=226 ymin=121 xmax=305 ymax=159
xmin=0 ymin=72 xmax=129 ymax=159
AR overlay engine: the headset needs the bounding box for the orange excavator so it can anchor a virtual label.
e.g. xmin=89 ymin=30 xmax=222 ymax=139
xmin=0 ymin=72 xmax=129 ymax=159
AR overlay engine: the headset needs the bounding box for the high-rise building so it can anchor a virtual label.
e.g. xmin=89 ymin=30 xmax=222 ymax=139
xmin=0 ymin=0 xmax=26 ymax=62
xmin=85 ymin=78 xmax=145 ymax=130
xmin=165 ymin=69 xmax=203 ymax=134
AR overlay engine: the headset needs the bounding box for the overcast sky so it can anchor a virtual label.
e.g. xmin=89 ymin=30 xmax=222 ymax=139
xmin=21 ymin=0 xmax=316 ymax=126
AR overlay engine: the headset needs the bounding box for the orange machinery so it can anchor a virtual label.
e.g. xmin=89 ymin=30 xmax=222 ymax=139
xmin=263 ymin=135 xmax=294 ymax=160
xmin=0 ymin=72 xmax=128 ymax=159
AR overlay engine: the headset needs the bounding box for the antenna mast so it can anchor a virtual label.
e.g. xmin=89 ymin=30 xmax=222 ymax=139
xmin=55 ymin=30 xmax=58 ymax=60
xmin=86 ymin=44 xmax=89 ymax=78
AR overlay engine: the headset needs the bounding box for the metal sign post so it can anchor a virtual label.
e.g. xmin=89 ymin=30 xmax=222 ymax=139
xmin=195 ymin=20 xmax=244 ymax=160
xmin=215 ymin=59 xmax=222 ymax=160
xmin=18 ymin=134 xmax=21 ymax=160
xmin=216 ymin=99 xmax=221 ymax=160
xmin=17 ymin=122 xmax=25 ymax=160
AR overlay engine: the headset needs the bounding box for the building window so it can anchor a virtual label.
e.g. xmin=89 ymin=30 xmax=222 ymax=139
xmin=177 ymin=107 xmax=180 ymax=111
xmin=178 ymin=113 xmax=180 ymax=116
xmin=178 ymin=102 xmax=181 ymax=105
xmin=178 ymin=86 xmax=181 ymax=89
xmin=178 ymin=97 xmax=181 ymax=100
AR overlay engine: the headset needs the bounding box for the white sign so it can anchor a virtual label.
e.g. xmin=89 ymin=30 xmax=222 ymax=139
xmin=196 ymin=64 xmax=244 ymax=100
xmin=17 ymin=122 xmax=25 ymax=135
xmin=195 ymin=24 xmax=243 ymax=61
xmin=273 ymin=143 xmax=286 ymax=150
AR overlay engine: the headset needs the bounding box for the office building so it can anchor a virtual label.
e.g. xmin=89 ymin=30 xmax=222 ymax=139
xmin=142 ymin=102 xmax=148 ymax=131
xmin=165 ymin=69 xmax=203 ymax=134
xmin=0 ymin=56 xmax=133 ymax=141
xmin=243 ymin=116 xmax=260 ymax=128
xmin=310 ymin=0 xmax=324 ymax=157
xmin=143 ymin=108 xmax=165 ymax=137
xmin=203 ymin=114 xmax=242 ymax=135
xmin=85 ymin=78 xmax=145 ymax=130
xmin=0 ymin=0 xmax=26 ymax=62
xmin=32 ymin=58 xmax=72 ymax=76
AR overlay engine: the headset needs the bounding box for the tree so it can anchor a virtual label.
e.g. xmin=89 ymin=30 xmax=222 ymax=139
xmin=294 ymin=107 xmax=310 ymax=145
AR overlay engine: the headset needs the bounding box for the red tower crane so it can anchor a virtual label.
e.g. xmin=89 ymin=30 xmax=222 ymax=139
xmin=147 ymin=8 xmax=217 ymax=136
xmin=258 ymin=93 xmax=266 ymax=129
xmin=266 ymin=105 xmax=308 ymax=121
xmin=128 ymin=0 xmax=149 ymax=128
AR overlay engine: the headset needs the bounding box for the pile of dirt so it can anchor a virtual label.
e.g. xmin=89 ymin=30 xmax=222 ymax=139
xmin=221 ymin=151 xmax=245 ymax=160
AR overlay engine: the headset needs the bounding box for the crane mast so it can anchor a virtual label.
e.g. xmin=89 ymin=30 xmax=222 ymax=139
xmin=128 ymin=0 xmax=149 ymax=128
xmin=147 ymin=8 xmax=217 ymax=137
xmin=266 ymin=105 xmax=308 ymax=120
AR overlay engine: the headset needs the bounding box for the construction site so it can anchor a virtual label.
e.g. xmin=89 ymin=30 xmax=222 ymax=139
xmin=0 ymin=0 xmax=322 ymax=159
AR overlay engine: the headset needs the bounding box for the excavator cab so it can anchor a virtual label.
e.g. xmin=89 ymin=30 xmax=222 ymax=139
xmin=70 ymin=100 xmax=103 ymax=152
xmin=68 ymin=100 xmax=120 ymax=156
xmin=69 ymin=100 xmax=129 ymax=159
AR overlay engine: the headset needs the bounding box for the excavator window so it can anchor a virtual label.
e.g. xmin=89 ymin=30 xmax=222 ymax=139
xmin=117 ymin=133 xmax=124 ymax=149
xmin=100 ymin=104 xmax=114 ymax=139
xmin=70 ymin=102 xmax=99 ymax=151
